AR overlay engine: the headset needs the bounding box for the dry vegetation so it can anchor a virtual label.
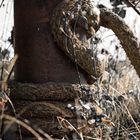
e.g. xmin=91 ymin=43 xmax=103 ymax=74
xmin=0 ymin=54 xmax=140 ymax=140
xmin=0 ymin=0 xmax=140 ymax=139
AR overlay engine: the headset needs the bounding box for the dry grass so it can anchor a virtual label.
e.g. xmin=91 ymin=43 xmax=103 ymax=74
xmin=0 ymin=58 xmax=140 ymax=140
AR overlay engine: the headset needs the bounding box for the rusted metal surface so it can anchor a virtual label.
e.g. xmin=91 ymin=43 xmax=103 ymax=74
xmin=14 ymin=0 xmax=87 ymax=83
xmin=12 ymin=1 xmax=87 ymax=139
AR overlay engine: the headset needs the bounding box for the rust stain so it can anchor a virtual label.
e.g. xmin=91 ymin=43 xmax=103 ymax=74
xmin=14 ymin=0 xmax=87 ymax=83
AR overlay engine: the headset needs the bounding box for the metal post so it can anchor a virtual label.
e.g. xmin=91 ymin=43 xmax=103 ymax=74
xmin=14 ymin=0 xmax=86 ymax=83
